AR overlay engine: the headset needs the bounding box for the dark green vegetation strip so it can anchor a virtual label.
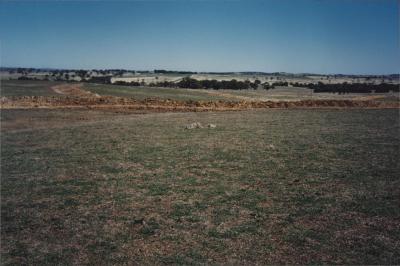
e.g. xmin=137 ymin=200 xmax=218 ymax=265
xmin=1 ymin=109 xmax=399 ymax=264
xmin=0 ymin=80 xmax=61 ymax=97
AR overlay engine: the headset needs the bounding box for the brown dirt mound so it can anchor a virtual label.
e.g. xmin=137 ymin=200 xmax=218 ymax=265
xmin=1 ymin=95 xmax=398 ymax=111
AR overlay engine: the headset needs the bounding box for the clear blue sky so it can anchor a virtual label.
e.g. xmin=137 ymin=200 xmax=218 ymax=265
xmin=0 ymin=0 xmax=398 ymax=74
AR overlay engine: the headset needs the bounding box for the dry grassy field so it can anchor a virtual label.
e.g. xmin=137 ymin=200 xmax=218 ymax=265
xmin=2 ymin=80 xmax=399 ymax=103
xmin=1 ymin=80 xmax=399 ymax=264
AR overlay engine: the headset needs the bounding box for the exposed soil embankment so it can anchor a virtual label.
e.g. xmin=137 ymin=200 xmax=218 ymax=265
xmin=1 ymin=95 xmax=398 ymax=111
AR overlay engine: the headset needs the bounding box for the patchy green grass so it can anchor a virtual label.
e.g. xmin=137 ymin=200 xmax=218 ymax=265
xmin=83 ymin=83 xmax=232 ymax=101
xmin=1 ymin=108 xmax=399 ymax=264
xmin=85 ymin=82 xmax=392 ymax=102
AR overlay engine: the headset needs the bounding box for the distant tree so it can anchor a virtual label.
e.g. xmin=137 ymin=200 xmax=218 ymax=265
xmin=263 ymin=83 xmax=272 ymax=90
xmin=178 ymin=77 xmax=202 ymax=89
xmin=249 ymin=79 xmax=259 ymax=89
xmin=77 ymin=70 xmax=88 ymax=79
xmin=154 ymin=69 xmax=167 ymax=74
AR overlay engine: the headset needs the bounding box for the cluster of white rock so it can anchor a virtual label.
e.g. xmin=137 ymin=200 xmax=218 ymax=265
xmin=185 ymin=122 xmax=216 ymax=129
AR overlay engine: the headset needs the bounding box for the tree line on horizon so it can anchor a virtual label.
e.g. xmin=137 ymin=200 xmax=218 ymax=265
xmin=16 ymin=74 xmax=398 ymax=93
xmin=114 ymin=77 xmax=265 ymax=90
xmin=307 ymin=82 xmax=399 ymax=94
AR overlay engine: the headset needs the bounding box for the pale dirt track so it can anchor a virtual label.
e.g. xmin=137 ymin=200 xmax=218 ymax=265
xmin=51 ymin=84 xmax=100 ymax=98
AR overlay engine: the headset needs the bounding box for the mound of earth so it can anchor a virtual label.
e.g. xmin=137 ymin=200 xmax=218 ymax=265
xmin=1 ymin=95 xmax=398 ymax=111
xmin=1 ymin=83 xmax=398 ymax=111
